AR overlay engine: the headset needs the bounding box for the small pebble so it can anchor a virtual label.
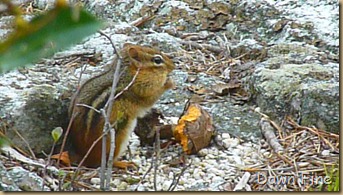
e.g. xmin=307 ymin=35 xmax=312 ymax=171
xmin=212 ymin=176 xmax=224 ymax=183
xmin=90 ymin=178 xmax=100 ymax=185
xmin=232 ymin=148 xmax=242 ymax=156
xmin=321 ymin=150 xmax=330 ymax=156
xmin=111 ymin=178 xmax=121 ymax=186
xmin=192 ymin=157 xmax=201 ymax=163
xmin=198 ymin=148 xmax=209 ymax=156
xmin=233 ymin=156 xmax=243 ymax=165
xmin=183 ymin=172 xmax=191 ymax=178
xmin=193 ymin=169 xmax=204 ymax=180
xmin=136 ymin=185 xmax=146 ymax=191
xmin=207 ymin=167 xmax=217 ymax=173
xmin=221 ymin=133 xmax=231 ymax=139
xmin=178 ymin=178 xmax=186 ymax=185
xmin=263 ymin=151 xmax=271 ymax=157
xmin=162 ymin=180 xmax=173 ymax=191
xmin=223 ymin=138 xmax=239 ymax=148
xmin=117 ymin=182 xmax=128 ymax=190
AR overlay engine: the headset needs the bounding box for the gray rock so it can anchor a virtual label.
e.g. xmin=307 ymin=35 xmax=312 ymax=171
xmin=0 ymin=70 xmax=70 ymax=154
xmin=0 ymin=161 xmax=21 ymax=191
xmin=0 ymin=16 xmax=14 ymax=39
xmin=5 ymin=166 xmax=49 ymax=191
xmin=247 ymin=43 xmax=339 ymax=133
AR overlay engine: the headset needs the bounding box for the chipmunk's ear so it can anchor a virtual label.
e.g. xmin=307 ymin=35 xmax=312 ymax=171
xmin=127 ymin=47 xmax=140 ymax=62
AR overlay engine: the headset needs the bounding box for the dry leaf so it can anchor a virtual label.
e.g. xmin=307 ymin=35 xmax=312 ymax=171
xmin=174 ymin=102 xmax=215 ymax=154
xmin=51 ymin=151 xmax=71 ymax=167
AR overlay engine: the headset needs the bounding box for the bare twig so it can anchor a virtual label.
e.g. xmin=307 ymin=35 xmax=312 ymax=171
xmin=153 ymin=128 xmax=161 ymax=191
xmin=260 ymin=117 xmax=284 ymax=153
xmin=57 ymin=57 xmax=91 ymax=167
xmin=168 ymin=159 xmax=193 ymax=191
xmin=255 ymin=109 xmax=284 ymax=139
xmin=134 ymin=163 xmax=154 ymax=191
xmin=111 ymin=66 xmax=141 ymax=101
xmin=76 ymin=104 xmax=100 ymax=113
xmin=41 ymin=138 xmax=58 ymax=190
xmin=100 ymin=122 xmax=107 ymax=190
xmin=102 ymin=110 xmax=116 ymax=190
xmin=97 ymin=31 xmax=119 ymax=55
xmin=12 ymin=127 xmax=36 ymax=159
xmin=97 ymin=30 xmax=122 ymax=190
xmin=97 ymin=30 xmax=142 ymax=190
xmin=77 ymin=64 xmax=88 ymax=86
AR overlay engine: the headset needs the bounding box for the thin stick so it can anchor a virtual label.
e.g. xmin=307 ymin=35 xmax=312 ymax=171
xmin=76 ymin=104 xmax=100 ymax=113
xmin=153 ymin=128 xmax=161 ymax=191
xmin=100 ymin=122 xmax=107 ymax=190
xmin=98 ymin=31 xmax=119 ymax=55
xmin=260 ymin=117 xmax=284 ymax=153
xmin=168 ymin=159 xmax=193 ymax=191
xmin=12 ymin=127 xmax=36 ymax=159
xmin=97 ymin=30 xmax=138 ymax=190
xmin=112 ymin=66 xmax=141 ymax=101
xmin=103 ymin=111 xmax=115 ymax=190
xmin=96 ymin=30 xmax=122 ymax=190
xmin=134 ymin=163 xmax=154 ymax=191
xmin=41 ymin=140 xmax=57 ymax=190
xmin=77 ymin=64 xmax=88 ymax=86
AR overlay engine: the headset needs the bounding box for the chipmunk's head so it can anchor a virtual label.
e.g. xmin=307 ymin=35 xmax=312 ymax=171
xmin=122 ymin=43 xmax=175 ymax=72
xmin=121 ymin=43 xmax=175 ymax=101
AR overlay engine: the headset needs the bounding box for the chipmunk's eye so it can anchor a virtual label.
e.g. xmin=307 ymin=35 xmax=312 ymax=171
xmin=152 ymin=55 xmax=164 ymax=65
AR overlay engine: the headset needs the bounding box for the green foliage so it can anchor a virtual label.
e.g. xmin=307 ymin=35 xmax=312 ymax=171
xmin=51 ymin=127 xmax=63 ymax=143
xmin=0 ymin=0 xmax=102 ymax=72
xmin=324 ymin=163 xmax=340 ymax=191
xmin=310 ymin=163 xmax=340 ymax=191
xmin=0 ymin=136 xmax=10 ymax=148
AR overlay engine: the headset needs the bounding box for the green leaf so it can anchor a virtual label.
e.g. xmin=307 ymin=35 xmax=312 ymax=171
xmin=51 ymin=127 xmax=63 ymax=143
xmin=0 ymin=137 xmax=10 ymax=148
xmin=0 ymin=2 xmax=102 ymax=72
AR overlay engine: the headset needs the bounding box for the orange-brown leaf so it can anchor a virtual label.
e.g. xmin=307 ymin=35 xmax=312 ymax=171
xmin=174 ymin=103 xmax=214 ymax=154
xmin=51 ymin=151 xmax=71 ymax=167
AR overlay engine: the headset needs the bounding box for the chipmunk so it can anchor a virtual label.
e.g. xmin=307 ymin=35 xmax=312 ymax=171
xmin=68 ymin=43 xmax=175 ymax=169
